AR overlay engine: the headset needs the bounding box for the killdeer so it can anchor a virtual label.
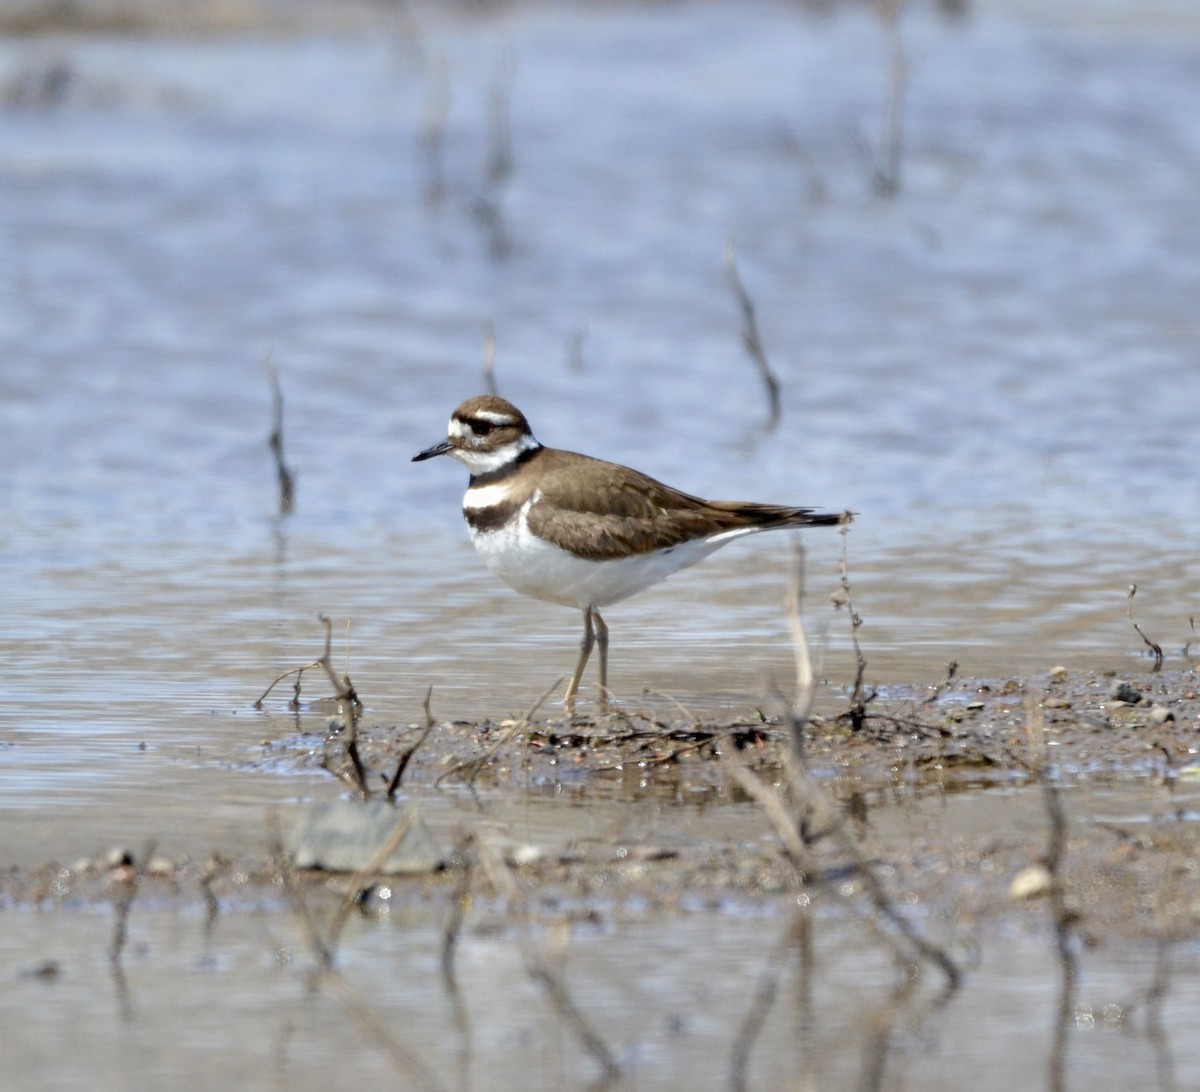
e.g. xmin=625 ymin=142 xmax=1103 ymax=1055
xmin=414 ymin=395 xmax=847 ymax=713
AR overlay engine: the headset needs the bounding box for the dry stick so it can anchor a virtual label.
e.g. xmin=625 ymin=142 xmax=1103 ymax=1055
xmin=264 ymin=357 xmax=296 ymax=516
xmin=736 ymin=546 xmax=960 ymax=990
xmin=482 ymin=317 xmax=498 ymax=395
xmin=836 ymin=521 xmax=874 ymax=730
xmin=724 ymin=240 xmax=782 ymax=430
xmin=920 ymin=659 xmax=959 ymax=705
xmin=434 ymin=676 xmax=563 ymax=787
xmin=386 ymin=685 xmax=437 ymax=801
xmin=310 ymin=615 xmax=369 ymax=797
xmin=255 ymin=659 xmax=320 ymax=709
xmin=1127 ymin=584 xmax=1165 ymax=671
xmin=256 ymin=617 xmax=368 ymax=793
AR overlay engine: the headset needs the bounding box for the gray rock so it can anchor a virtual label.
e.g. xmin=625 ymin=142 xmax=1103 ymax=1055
xmin=1108 ymin=681 xmax=1143 ymax=704
xmin=1149 ymin=705 xmax=1176 ymax=725
xmin=288 ymin=800 xmax=441 ymax=874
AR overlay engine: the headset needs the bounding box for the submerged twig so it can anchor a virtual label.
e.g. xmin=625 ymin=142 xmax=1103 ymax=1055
xmin=108 ymin=842 xmax=153 ymax=965
xmin=1027 ymin=696 xmax=1079 ymax=1092
xmin=271 ymin=830 xmax=446 ymax=1092
xmin=419 ymin=54 xmax=449 ymax=209
xmin=264 ymin=356 xmax=296 ymax=516
xmin=724 ymin=239 xmax=782 ymax=430
xmin=854 ymin=0 xmax=908 ymax=197
xmin=524 ymin=924 xmax=622 ymax=1085
xmin=486 ymin=48 xmax=515 ymax=187
xmin=1127 ymin=584 xmax=1164 ymax=671
xmin=470 ymin=48 xmax=517 ymax=260
xmin=482 ymin=317 xmax=498 ymax=395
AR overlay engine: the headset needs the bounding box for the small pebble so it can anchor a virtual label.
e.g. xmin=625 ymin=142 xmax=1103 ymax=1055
xmin=17 ymin=960 xmax=61 ymax=982
xmin=1048 ymin=666 xmax=1068 ymax=681
xmin=509 ymin=845 xmax=543 ymax=867
xmin=1108 ymin=681 xmax=1143 ymax=704
xmin=1149 ymin=706 xmax=1175 ymax=725
xmin=1010 ymin=864 xmax=1054 ymax=901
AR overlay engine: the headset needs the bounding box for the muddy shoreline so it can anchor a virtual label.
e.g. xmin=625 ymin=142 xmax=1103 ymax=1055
xmin=8 ymin=668 xmax=1196 ymax=945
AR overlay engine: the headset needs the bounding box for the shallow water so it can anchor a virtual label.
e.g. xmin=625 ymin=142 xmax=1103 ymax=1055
xmin=1 ymin=1 xmax=1200 ymax=1088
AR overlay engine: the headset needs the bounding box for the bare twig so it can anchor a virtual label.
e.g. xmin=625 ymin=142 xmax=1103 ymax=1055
xmin=920 ymin=660 xmax=959 ymax=705
xmin=724 ymin=239 xmax=782 ymax=430
xmin=386 ymin=686 xmax=437 ymax=801
xmin=834 ymin=521 xmax=874 ymax=729
xmin=434 ymin=676 xmax=562 ymax=786
xmin=264 ymin=356 xmax=296 ymax=516
xmin=726 ymin=548 xmax=960 ymax=992
xmin=257 ymin=616 xmax=368 ymax=796
xmin=1127 ymin=584 xmax=1164 ymax=671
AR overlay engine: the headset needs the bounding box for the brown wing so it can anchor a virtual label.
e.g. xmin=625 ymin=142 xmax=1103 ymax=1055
xmin=526 ymin=449 xmax=842 ymax=561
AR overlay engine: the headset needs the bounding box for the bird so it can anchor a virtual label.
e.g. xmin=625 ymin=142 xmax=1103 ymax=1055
xmin=414 ymin=394 xmax=847 ymax=714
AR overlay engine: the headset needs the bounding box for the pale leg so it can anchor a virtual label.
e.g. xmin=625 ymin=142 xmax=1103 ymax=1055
xmin=593 ymin=608 xmax=609 ymax=711
xmin=563 ymin=606 xmax=595 ymax=715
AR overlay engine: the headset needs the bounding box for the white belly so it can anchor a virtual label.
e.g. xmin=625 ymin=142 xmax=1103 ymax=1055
xmin=468 ymin=508 xmax=734 ymax=609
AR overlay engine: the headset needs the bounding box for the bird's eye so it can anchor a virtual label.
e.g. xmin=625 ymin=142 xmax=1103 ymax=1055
xmin=471 ymin=420 xmax=495 ymax=437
